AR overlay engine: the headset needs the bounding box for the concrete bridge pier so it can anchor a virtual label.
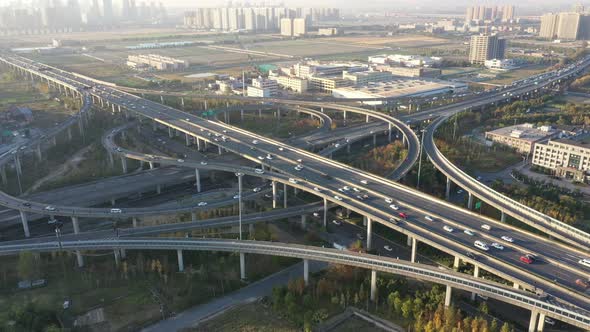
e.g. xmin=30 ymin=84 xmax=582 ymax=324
xmin=114 ymin=250 xmax=121 ymax=266
xmin=513 ymin=282 xmax=520 ymax=290
xmin=272 ymin=181 xmax=277 ymax=208
xmin=0 ymin=165 xmax=6 ymax=185
xmin=177 ymin=249 xmax=184 ymax=272
xmin=529 ymin=310 xmax=540 ymax=332
xmin=149 ymin=161 xmax=154 ymax=169
xmin=303 ymin=259 xmax=309 ymax=286
xmin=195 ymin=168 xmax=201 ymax=192
xmin=191 ymin=211 xmax=197 ymax=222
xmin=445 ymin=177 xmax=451 ymax=200
xmin=160 ymin=95 xmax=165 ymax=104
xmin=185 ymin=133 xmax=191 ymax=146
xmin=402 ymin=135 xmax=407 ymax=147
xmin=373 ymin=134 xmax=377 ymax=147
xmin=258 ymin=109 xmax=262 ymax=118
xmin=51 ymin=136 xmax=57 ymax=147
xmin=365 ymin=114 xmax=370 ymax=123
xmin=283 ymin=183 xmax=288 ymax=208
xmin=411 ymin=237 xmax=417 ymax=263
xmin=388 ymin=123 xmax=392 ymax=142
xmin=168 ymin=127 xmax=173 ymax=138
xmin=19 ymin=211 xmax=30 ymax=237
xmin=14 ymin=154 xmax=22 ymax=178
xmin=240 ymin=109 xmax=244 ymax=121
xmin=301 ymin=215 xmax=307 ymax=229
xmin=156 ymin=184 xmax=161 ymax=194
xmin=196 ymin=138 xmax=202 ymax=151
xmin=121 ymin=157 xmax=128 ymax=173
xmin=72 ymin=216 xmax=84 ymax=267
xmin=471 ymin=265 xmax=480 ymax=300
xmin=501 ymin=211 xmax=506 ymax=222
xmin=67 ymin=127 xmax=72 ymax=141
xmin=536 ymin=312 xmax=546 ymax=332
xmin=347 ymin=143 xmax=351 ymax=154
xmin=107 ymin=152 xmax=114 ymax=168
xmin=445 ymin=285 xmax=452 ymax=306
xmin=240 ymin=252 xmax=246 ymax=280
xmin=453 ymin=256 xmax=460 ymax=269
xmin=406 ymin=235 xmax=412 ymax=246
xmin=36 ymin=144 xmax=42 ymax=161
xmin=152 ymin=121 xmax=157 ymax=131
xmin=370 ymin=270 xmax=377 ymax=301
xmin=181 ymin=97 xmax=185 ymax=108
xmin=217 ymin=145 xmax=222 ymax=155
xmin=323 ymin=198 xmax=328 ymax=228
xmin=132 ymin=217 xmax=138 ymax=228
xmin=343 ymin=110 xmax=347 ymax=125
xmin=467 ymin=192 xmax=474 ymax=209
xmin=366 ymin=217 xmax=372 ymax=250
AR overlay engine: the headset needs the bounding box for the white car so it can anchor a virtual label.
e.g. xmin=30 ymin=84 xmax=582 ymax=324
xmin=198 ymin=201 xmax=207 ymax=206
xmin=578 ymin=258 xmax=590 ymax=268
xmin=384 ymin=245 xmax=393 ymax=252
xmin=389 ymin=204 xmax=399 ymax=210
xmin=501 ymin=235 xmax=514 ymax=242
xmin=342 ymin=186 xmax=350 ymax=191
xmin=491 ymin=242 xmax=504 ymax=250
xmin=200 ymin=161 xmax=208 ymax=165
xmin=360 ymin=180 xmax=368 ymax=184
xmin=266 ymin=154 xmax=273 ymax=160
xmin=257 ymin=156 xmax=265 ymax=160
xmin=313 ymin=187 xmax=322 ymax=192
xmin=443 ymin=225 xmax=454 ymax=233
xmin=253 ymin=187 xmax=261 ymax=193
xmin=313 ymin=212 xmax=320 ymax=217
xmin=464 ymin=229 xmax=475 ymax=236
xmin=332 ymin=220 xmax=342 ymax=226
xmin=424 ymin=215 xmax=434 ymax=222
xmin=474 ymin=240 xmax=489 ymax=251
xmin=334 ymin=195 xmax=343 ymax=201
xmin=45 ymin=205 xmax=56 ymax=211
xmin=288 ymin=178 xmax=298 ymax=184
xmin=294 ymin=165 xmax=303 ymax=171
xmin=110 ymin=208 xmax=122 ymax=213
xmin=385 ymin=198 xmax=393 ymax=204
xmin=177 ymin=159 xmax=184 ymax=163
xmin=481 ymin=224 xmax=491 ymax=231
xmin=252 ymin=140 xmax=259 ymax=145
xmin=278 ymin=147 xmax=284 ymax=151
xmin=255 ymin=169 xmax=264 ymax=174
xmin=352 ymin=187 xmax=360 ymax=192
xmin=233 ymin=194 xmax=240 ymax=199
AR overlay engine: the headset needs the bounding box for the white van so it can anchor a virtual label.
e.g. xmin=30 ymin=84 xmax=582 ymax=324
xmin=474 ymin=240 xmax=489 ymax=251
xmin=110 ymin=208 xmax=122 ymax=213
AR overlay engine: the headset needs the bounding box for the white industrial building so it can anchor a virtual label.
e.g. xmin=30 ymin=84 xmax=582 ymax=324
xmin=127 ymin=54 xmax=189 ymax=71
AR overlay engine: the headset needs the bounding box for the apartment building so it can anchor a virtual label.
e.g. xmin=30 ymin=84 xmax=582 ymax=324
xmin=468 ymin=34 xmax=506 ymax=65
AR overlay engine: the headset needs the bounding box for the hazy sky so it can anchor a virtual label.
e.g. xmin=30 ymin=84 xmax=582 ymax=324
xmin=0 ymin=0 xmax=581 ymax=12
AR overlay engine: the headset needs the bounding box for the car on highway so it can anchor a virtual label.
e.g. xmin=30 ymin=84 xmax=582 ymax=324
xmin=481 ymin=224 xmax=491 ymax=231
xmin=389 ymin=217 xmax=398 ymax=224
xmin=389 ymin=204 xmax=399 ymax=210
xmin=342 ymin=186 xmax=350 ymax=191
xmin=278 ymin=147 xmax=284 ymax=151
xmin=398 ymin=212 xmax=407 ymax=219
xmin=313 ymin=187 xmax=321 ymax=192
xmin=575 ymin=279 xmax=589 ymax=289
xmin=288 ymin=178 xmax=298 ymax=184
xmin=384 ymin=245 xmax=393 ymax=252
xmin=233 ymin=194 xmax=240 ymax=199
xmin=332 ymin=220 xmax=341 ymax=226
xmin=266 ymin=154 xmax=273 ymax=160
xmin=520 ymin=254 xmax=535 ymax=264
xmin=352 ymin=187 xmax=360 ymax=192
xmin=177 ymin=159 xmax=184 ymax=163
xmin=253 ymin=187 xmax=261 ymax=193
xmin=252 ymin=140 xmax=259 ymax=145
xmin=198 ymin=201 xmax=207 ymax=206
xmin=443 ymin=225 xmax=454 ymax=233
xmin=356 ymin=233 xmax=364 ymax=240
xmin=255 ymin=169 xmax=264 ymax=174
xmin=466 ymin=252 xmax=477 ymax=260
xmin=385 ymin=198 xmax=393 ymax=204
xmin=44 ymin=205 xmax=56 ymax=211
xmin=544 ymin=317 xmax=556 ymax=326
xmin=116 ymin=147 xmax=122 ymax=152
xmin=110 ymin=208 xmax=122 ymax=213
xmin=200 ymin=161 xmax=208 ymax=165
xmin=501 ymin=235 xmax=514 ymax=242
xmin=294 ymin=165 xmax=303 ymax=171
xmin=313 ymin=212 xmax=320 ymax=217
xmin=579 ymin=258 xmax=590 ymax=268
xmin=334 ymin=195 xmax=343 ymax=201
xmin=491 ymin=242 xmax=504 ymax=250
xmin=463 ymin=229 xmax=475 ymax=236
xmin=22 ymin=202 xmax=31 ymax=207
xmin=457 ymin=189 xmax=464 ymax=194
xmin=424 ymin=215 xmax=434 ymax=222
xmin=360 ymin=180 xmax=368 ymax=184
xmin=474 ymin=240 xmax=489 ymax=251
xmin=257 ymin=156 xmax=264 ymax=160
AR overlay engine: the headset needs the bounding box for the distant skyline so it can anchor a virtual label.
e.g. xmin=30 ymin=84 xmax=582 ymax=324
xmin=0 ymin=0 xmax=586 ymax=12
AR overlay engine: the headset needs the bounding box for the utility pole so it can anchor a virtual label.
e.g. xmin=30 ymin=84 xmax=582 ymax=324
xmin=417 ymin=129 xmax=425 ymax=189
xmin=236 ymin=172 xmax=244 ymax=240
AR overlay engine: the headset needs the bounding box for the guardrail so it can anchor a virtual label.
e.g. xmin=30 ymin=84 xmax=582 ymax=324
xmin=0 ymin=237 xmax=588 ymax=329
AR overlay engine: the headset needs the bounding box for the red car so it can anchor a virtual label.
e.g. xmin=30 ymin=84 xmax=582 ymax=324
xmin=398 ymin=212 xmax=408 ymax=219
xmin=576 ymin=279 xmax=589 ymax=289
xmin=520 ymin=254 xmax=534 ymax=264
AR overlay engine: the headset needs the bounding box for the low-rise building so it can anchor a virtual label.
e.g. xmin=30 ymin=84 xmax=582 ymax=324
xmin=247 ymin=77 xmax=278 ymax=97
xmin=342 ymin=70 xmax=393 ymax=86
xmin=532 ymin=138 xmax=590 ymax=183
xmin=272 ymin=75 xmax=309 ymax=93
xmin=368 ymin=54 xmax=442 ymax=68
xmin=374 ymin=65 xmax=441 ymax=78
xmin=309 ymin=76 xmax=352 ymax=92
xmin=127 ymin=54 xmax=189 ymax=71
xmin=484 ymin=58 xmax=517 ymax=71
xmin=485 ymin=123 xmax=560 ymax=154
xmin=318 ymin=28 xmax=342 ymax=36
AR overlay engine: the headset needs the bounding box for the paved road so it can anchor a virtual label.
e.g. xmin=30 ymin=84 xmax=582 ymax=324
xmin=141 ymin=260 xmax=326 ymax=332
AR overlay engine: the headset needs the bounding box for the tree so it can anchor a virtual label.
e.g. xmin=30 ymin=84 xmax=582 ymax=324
xmin=401 ymin=298 xmax=413 ymax=319
xmin=490 ymin=319 xmax=499 ymax=332
xmin=17 ymin=251 xmax=37 ymax=280
xmin=500 ymin=322 xmax=512 ymax=332
xmin=393 ymin=297 xmax=403 ymax=315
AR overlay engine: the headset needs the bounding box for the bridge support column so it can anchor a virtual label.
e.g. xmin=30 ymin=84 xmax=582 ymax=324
xmin=347 ymin=143 xmax=351 ymax=154
xmin=301 ymin=215 xmax=306 ymax=229
xmin=114 ymin=250 xmax=120 ymax=266
xmin=388 ymin=123 xmax=392 ymax=142
xmin=160 ymin=95 xmax=165 ymax=104
xmin=149 ymin=161 xmax=154 ymax=169
xmin=156 ymin=184 xmax=161 ymax=194
xmin=323 ymin=198 xmax=328 ymax=228
xmin=370 ymin=270 xmax=377 ymax=301
xmin=240 ymin=109 xmax=244 ymax=121
xmin=444 ymin=285 xmax=452 ymax=307
xmin=402 ymin=135 xmax=407 ymax=147
xmin=343 ymin=110 xmax=347 ymax=125
xmin=177 ymin=249 xmax=184 ymax=272
xmin=366 ymin=217 xmax=372 ymax=250
xmin=185 ymin=133 xmax=191 ymax=146
xmin=411 ymin=237 xmax=417 ymax=263
xmin=471 ymin=265 xmax=480 ymax=300
xmin=272 ymin=181 xmax=277 ymax=208
xmin=168 ymin=127 xmax=173 ymax=138
xmin=36 ymin=144 xmax=42 ymax=161
xmin=14 ymin=154 xmax=22 ymax=178
xmin=303 ymin=259 xmax=309 ymax=286
xmin=258 ymin=109 xmax=262 ymax=118
xmin=373 ymin=134 xmax=377 ymax=147
xmin=453 ymin=256 xmax=460 ymax=269
xmin=283 ymin=183 xmax=288 ymax=208
xmin=406 ymin=235 xmax=412 ymax=246
xmin=191 ymin=211 xmax=197 ymax=222
xmin=196 ymin=138 xmax=201 ymax=151
xmin=195 ymin=168 xmax=201 ymax=192
xmin=217 ymin=145 xmax=222 ymax=155
xmin=120 ymin=249 xmax=126 ymax=259
xmin=501 ymin=211 xmax=506 ymax=223
xmin=0 ymin=165 xmax=6 ymax=185
xmin=240 ymin=252 xmax=246 ymax=280
xmin=121 ymin=157 xmax=128 ymax=173
xmin=132 ymin=217 xmax=138 ymax=228
xmin=445 ymin=177 xmax=451 ymax=200
xmin=529 ymin=310 xmax=539 ymax=332
xmin=19 ymin=211 xmax=30 ymax=238
xmin=467 ymin=192 xmax=473 ymax=209
xmin=366 ymin=114 xmax=370 ymax=123
xmin=67 ymin=127 xmax=72 ymax=141
xmin=513 ymin=282 xmax=520 ymax=290
xmin=537 ymin=313 xmax=546 ymax=332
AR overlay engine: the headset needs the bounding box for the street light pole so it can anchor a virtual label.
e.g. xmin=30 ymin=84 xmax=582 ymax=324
xmin=235 ymin=172 xmax=244 ymax=240
xmin=417 ymin=129 xmax=426 ymax=189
